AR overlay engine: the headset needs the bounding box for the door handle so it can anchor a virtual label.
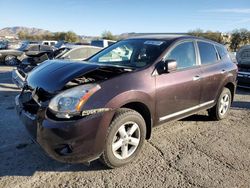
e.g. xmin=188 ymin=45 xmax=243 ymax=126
xmin=221 ymin=69 xmax=226 ymax=74
xmin=193 ymin=75 xmax=200 ymax=81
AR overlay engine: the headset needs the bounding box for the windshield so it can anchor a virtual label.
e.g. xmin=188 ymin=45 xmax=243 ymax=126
xmin=88 ymin=39 xmax=169 ymax=68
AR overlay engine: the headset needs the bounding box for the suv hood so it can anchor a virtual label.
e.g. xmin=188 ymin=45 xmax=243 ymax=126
xmin=26 ymin=60 xmax=131 ymax=94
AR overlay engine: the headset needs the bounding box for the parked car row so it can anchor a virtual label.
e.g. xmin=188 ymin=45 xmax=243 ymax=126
xmin=0 ymin=39 xmax=115 ymax=66
xmin=13 ymin=35 xmax=238 ymax=168
xmin=0 ymin=42 xmax=55 ymax=65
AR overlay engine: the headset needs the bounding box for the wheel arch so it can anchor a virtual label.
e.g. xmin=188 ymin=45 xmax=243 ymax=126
xmin=224 ymin=82 xmax=236 ymax=103
xmin=121 ymin=102 xmax=152 ymax=140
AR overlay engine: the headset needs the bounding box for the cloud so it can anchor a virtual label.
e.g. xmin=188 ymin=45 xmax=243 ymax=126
xmin=235 ymin=18 xmax=250 ymax=24
xmin=202 ymin=8 xmax=250 ymax=14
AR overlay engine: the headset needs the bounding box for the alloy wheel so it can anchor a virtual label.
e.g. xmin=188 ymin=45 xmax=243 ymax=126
xmin=112 ymin=121 xmax=140 ymax=160
xmin=219 ymin=93 xmax=230 ymax=116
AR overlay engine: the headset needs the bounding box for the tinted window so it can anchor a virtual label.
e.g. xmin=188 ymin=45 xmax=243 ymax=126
xmin=198 ymin=42 xmax=218 ymax=64
xmin=216 ymin=45 xmax=228 ymax=59
xmin=166 ymin=42 xmax=196 ymax=69
xmin=91 ymin=41 xmax=103 ymax=47
xmin=67 ymin=48 xmax=88 ymax=59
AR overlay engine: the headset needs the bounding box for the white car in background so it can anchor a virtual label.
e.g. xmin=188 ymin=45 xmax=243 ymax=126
xmin=41 ymin=40 xmax=58 ymax=46
xmin=91 ymin=39 xmax=116 ymax=48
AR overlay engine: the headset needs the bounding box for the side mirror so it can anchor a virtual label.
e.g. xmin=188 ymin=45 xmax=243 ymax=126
xmin=157 ymin=59 xmax=177 ymax=74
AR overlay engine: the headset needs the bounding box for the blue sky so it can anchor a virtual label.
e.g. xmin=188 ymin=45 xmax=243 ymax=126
xmin=0 ymin=0 xmax=250 ymax=36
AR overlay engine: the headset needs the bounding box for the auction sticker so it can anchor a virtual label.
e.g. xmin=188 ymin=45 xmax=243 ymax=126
xmin=144 ymin=40 xmax=164 ymax=46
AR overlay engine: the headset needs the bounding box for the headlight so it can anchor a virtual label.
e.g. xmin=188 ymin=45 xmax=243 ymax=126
xmin=48 ymin=84 xmax=101 ymax=118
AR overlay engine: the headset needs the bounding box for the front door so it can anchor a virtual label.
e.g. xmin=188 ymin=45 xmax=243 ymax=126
xmin=155 ymin=41 xmax=201 ymax=122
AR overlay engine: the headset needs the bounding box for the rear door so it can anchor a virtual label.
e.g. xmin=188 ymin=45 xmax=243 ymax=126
xmin=197 ymin=41 xmax=226 ymax=103
xmin=155 ymin=40 xmax=202 ymax=122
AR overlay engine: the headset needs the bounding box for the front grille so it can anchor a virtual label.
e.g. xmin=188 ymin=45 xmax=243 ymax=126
xmin=239 ymin=68 xmax=250 ymax=72
xmin=23 ymin=98 xmax=40 ymax=114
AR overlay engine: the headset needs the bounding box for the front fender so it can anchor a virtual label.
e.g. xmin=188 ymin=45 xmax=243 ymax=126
xmin=92 ymin=90 xmax=155 ymax=155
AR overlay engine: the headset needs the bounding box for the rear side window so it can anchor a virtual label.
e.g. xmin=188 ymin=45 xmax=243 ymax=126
xmin=198 ymin=42 xmax=218 ymax=65
xmin=216 ymin=45 xmax=228 ymax=59
xmin=166 ymin=41 xmax=197 ymax=69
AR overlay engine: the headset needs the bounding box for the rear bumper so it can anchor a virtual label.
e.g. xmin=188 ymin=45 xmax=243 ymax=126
xmin=12 ymin=68 xmax=25 ymax=88
xmin=15 ymin=94 xmax=114 ymax=164
xmin=237 ymin=71 xmax=250 ymax=89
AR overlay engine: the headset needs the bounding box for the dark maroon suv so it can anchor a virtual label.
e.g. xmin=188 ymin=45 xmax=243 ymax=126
xmin=15 ymin=35 xmax=237 ymax=168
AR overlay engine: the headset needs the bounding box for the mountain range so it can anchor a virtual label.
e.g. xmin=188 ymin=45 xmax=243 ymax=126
xmin=0 ymin=26 xmax=51 ymax=36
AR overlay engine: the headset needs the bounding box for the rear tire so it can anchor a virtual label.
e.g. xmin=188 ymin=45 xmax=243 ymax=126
xmin=100 ymin=108 xmax=146 ymax=168
xmin=208 ymin=87 xmax=231 ymax=120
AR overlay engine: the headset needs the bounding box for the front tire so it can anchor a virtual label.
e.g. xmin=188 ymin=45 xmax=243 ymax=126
xmin=100 ymin=108 xmax=146 ymax=168
xmin=208 ymin=87 xmax=231 ymax=120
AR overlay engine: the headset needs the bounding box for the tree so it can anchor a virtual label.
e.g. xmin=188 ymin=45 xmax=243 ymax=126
xmin=188 ymin=29 xmax=224 ymax=43
xmin=18 ymin=31 xmax=28 ymax=40
xmin=229 ymin=29 xmax=250 ymax=51
xmin=65 ymin=31 xmax=79 ymax=42
xmin=54 ymin=32 xmax=67 ymax=41
xmin=101 ymin=30 xmax=116 ymax=40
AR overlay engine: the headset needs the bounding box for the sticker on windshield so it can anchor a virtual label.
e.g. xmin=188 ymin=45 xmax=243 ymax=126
xmin=144 ymin=40 xmax=164 ymax=46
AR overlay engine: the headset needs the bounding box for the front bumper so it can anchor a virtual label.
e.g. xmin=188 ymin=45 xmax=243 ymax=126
xmin=12 ymin=68 xmax=25 ymax=88
xmin=237 ymin=71 xmax=250 ymax=89
xmin=15 ymin=94 xmax=114 ymax=163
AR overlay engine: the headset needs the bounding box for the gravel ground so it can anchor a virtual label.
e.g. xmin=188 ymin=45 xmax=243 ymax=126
xmin=0 ymin=65 xmax=250 ymax=188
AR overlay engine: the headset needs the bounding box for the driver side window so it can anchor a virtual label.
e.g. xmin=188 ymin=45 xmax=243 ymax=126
xmin=166 ymin=41 xmax=197 ymax=70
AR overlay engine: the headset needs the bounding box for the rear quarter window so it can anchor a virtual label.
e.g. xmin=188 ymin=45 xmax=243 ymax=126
xmin=216 ymin=45 xmax=228 ymax=60
xmin=198 ymin=41 xmax=218 ymax=65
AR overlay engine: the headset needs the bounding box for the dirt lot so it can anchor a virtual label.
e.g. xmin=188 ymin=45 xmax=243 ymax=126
xmin=0 ymin=65 xmax=250 ymax=188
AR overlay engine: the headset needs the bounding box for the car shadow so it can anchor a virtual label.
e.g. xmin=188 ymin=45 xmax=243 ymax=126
xmin=236 ymin=88 xmax=250 ymax=95
xmin=181 ymin=114 xmax=214 ymax=122
xmin=0 ymin=142 xmax=108 ymax=177
xmin=231 ymin=101 xmax=250 ymax=110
